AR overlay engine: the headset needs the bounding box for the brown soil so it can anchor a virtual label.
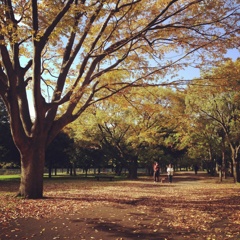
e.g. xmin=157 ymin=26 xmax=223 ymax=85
xmin=0 ymin=171 xmax=240 ymax=240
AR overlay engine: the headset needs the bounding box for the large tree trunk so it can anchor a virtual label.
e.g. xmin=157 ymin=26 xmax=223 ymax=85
xmin=18 ymin=144 xmax=46 ymax=199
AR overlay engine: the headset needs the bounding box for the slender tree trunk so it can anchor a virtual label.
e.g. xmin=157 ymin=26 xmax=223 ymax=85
xmin=221 ymin=136 xmax=227 ymax=179
xmin=48 ymin=159 xmax=52 ymax=178
xmin=208 ymin=146 xmax=215 ymax=176
xmin=84 ymin=168 xmax=88 ymax=177
xmin=115 ymin=164 xmax=122 ymax=176
xmin=229 ymin=160 xmax=233 ymax=177
xmin=230 ymin=145 xmax=240 ymax=183
xmin=128 ymin=157 xmax=138 ymax=179
xmin=18 ymin=145 xmax=46 ymax=199
xmin=221 ymin=149 xmax=226 ymax=179
xmin=237 ymin=161 xmax=240 ymax=183
xmin=73 ymin=162 xmax=76 ymax=176
xmin=232 ymin=160 xmax=240 ymax=183
xmin=218 ymin=165 xmax=222 ymax=182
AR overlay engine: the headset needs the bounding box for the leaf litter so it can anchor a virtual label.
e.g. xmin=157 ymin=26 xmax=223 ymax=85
xmin=0 ymin=172 xmax=240 ymax=240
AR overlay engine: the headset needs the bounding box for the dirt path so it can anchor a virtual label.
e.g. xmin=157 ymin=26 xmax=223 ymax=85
xmin=0 ymin=171 xmax=240 ymax=240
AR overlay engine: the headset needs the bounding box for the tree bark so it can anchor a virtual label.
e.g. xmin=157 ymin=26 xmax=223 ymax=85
xmin=237 ymin=161 xmax=240 ymax=183
xmin=208 ymin=146 xmax=215 ymax=176
xmin=229 ymin=145 xmax=240 ymax=183
xmin=232 ymin=161 xmax=240 ymax=183
xmin=48 ymin=159 xmax=52 ymax=178
xmin=18 ymin=144 xmax=46 ymax=199
xmin=127 ymin=157 xmax=138 ymax=179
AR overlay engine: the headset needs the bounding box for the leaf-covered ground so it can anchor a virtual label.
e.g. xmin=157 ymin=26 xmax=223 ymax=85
xmin=0 ymin=172 xmax=240 ymax=240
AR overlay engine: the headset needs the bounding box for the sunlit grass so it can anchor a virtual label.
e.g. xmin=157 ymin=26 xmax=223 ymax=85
xmin=0 ymin=174 xmax=20 ymax=181
xmin=0 ymin=173 xmax=126 ymax=182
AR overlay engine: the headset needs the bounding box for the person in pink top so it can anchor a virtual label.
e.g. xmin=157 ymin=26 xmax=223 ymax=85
xmin=153 ymin=162 xmax=160 ymax=182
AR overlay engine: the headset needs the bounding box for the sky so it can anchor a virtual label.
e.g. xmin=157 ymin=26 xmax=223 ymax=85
xmin=175 ymin=48 xmax=239 ymax=82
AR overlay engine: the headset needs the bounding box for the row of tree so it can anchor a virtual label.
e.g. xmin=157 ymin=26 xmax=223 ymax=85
xmin=1 ymin=59 xmax=239 ymax=182
xmin=64 ymin=59 xmax=240 ymax=182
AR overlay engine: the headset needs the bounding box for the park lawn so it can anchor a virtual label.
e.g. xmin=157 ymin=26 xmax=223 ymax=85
xmin=0 ymin=172 xmax=240 ymax=240
xmin=0 ymin=174 xmax=20 ymax=181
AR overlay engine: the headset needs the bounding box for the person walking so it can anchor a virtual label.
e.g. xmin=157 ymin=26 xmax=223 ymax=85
xmin=167 ymin=164 xmax=174 ymax=183
xmin=153 ymin=162 xmax=160 ymax=182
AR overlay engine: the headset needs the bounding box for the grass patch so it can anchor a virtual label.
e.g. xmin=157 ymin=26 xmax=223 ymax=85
xmin=0 ymin=173 xmax=126 ymax=182
xmin=0 ymin=174 xmax=20 ymax=181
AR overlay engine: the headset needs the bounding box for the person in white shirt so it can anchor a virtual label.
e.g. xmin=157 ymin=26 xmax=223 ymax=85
xmin=167 ymin=164 xmax=174 ymax=183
